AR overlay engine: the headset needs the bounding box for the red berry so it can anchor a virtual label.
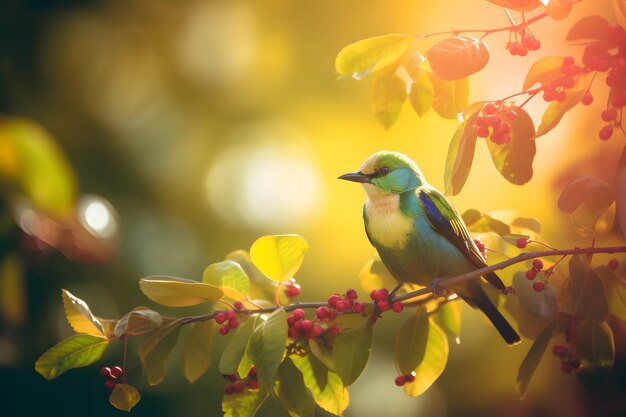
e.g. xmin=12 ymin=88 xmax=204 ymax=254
xmin=233 ymin=301 xmax=245 ymax=310
xmin=335 ymin=300 xmax=349 ymax=311
xmin=228 ymin=318 xmax=239 ymax=329
xmin=530 ymin=39 xmax=541 ymax=51
xmin=517 ymin=46 xmax=528 ymax=56
xmin=353 ymin=302 xmax=366 ymax=313
xmin=608 ymin=259 xmax=620 ymax=270
xmin=293 ymin=308 xmax=305 ymax=320
xmin=346 ymin=289 xmax=358 ymax=300
xmin=104 ymin=380 xmax=117 ymax=390
xmin=563 ymin=56 xmax=575 ymax=66
xmin=532 ymin=282 xmax=545 ymax=292
xmin=100 ymin=366 xmax=112 ymax=378
xmin=111 ymin=366 xmax=124 ymax=379
xmin=554 ymin=91 xmax=567 ymax=102
xmin=562 ymin=77 xmax=575 ymax=89
xmin=377 ymin=300 xmax=390 ymax=312
xmin=215 ymin=312 xmax=226 ymax=324
xmin=248 ymin=366 xmax=257 ymax=377
xmin=327 ymin=294 xmax=341 ymax=307
xmin=394 ymin=375 xmax=406 ymax=386
xmin=247 ymin=380 xmax=259 ymax=390
xmin=374 ymin=288 xmax=389 ymax=301
xmin=219 ymin=325 xmax=230 ymax=335
xmin=561 ymin=362 xmax=573 ymax=373
xmin=601 ymin=108 xmax=617 ymax=121
xmin=288 ymin=327 xmax=299 ymax=338
xmin=287 ymin=315 xmax=296 ymax=326
xmin=392 ymin=301 xmax=404 ymax=313
xmin=224 ymin=385 xmax=233 ymax=395
xmin=552 ymin=344 xmax=567 ymax=356
xmin=506 ymin=110 xmax=517 ymax=120
xmin=517 ymin=238 xmax=528 ymax=248
xmin=316 ymin=306 xmax=329 ymax=320
xmin=300 ymin=320 xmax=313 ymax=333
xmin=570 ymin=358 xmax=581 ymax=369
xmin=405 ymin=373 xmax=415 ymax=382
xmin=329 ymin=324 xmax=341 ymax=335
xmin=525 ymin=269 xmax=537 ymax=280
xmin=227 ymin=374 xmax=239 ymax=382
xmin=233 ymin=383 xmax=245 ymax=393
xmin=483 ymin=103 xmax=497 ymax=115
xmin=306 ymin=324 xmax=323 ymax=339
xmin=225 ymin=310 xmax=236 ymax=321
xmin=476 ymin=116 xmax=490 ymax=126
xmin=599 ymin=125 xmax=613 ymax=140
xmin=285 ymin=283 xmax=301 ymax=298
xmin=476 ymin=126 xmax=490 ymax=138
xmin=532 ymin=259 xmax=544 ymax=271
xmin=581 ymin=92 xmax=593 ymax=105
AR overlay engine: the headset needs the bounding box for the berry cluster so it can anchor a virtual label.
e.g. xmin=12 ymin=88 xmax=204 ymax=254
xmin=525 ymin=258 xmax=545 ymax=292
xmin=508 ymin=34 xmax=541 ymax=56
xmin=516 ymin=238 xmax=529 ymax=249
xmin=369 ymin=288 xmax=403 ymax=313
xmin=100 ymin=365 xmax=124 ymax=390
xmin=474 ymin=102 xmax=517 ymax=144
xmin=325 ymin=288 xmax=366 ymax=314
xmin=224 ymin=367 xmax=258 ymax=395
xmin=552 ymin=344 xmax=581 ymax=374
xmin=215 ymin=310 xmax=239 ymax=335
xmin=287 ymin=308 xmax=324 ymax=339
xmin=394 ymin=373 xmax=416 ymax=386
xmin=284 ymin=278 xmax=301 ymax=298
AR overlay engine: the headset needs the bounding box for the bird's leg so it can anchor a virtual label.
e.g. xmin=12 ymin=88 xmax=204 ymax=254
xmin=431 ymin=276 xmax=449 ymax=298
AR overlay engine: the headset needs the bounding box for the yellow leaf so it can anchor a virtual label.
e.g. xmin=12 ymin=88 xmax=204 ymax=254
xmin=61 ymin=289 xmax=106 ymax=337
xmin=371 ymin=72 xmax=408 ymax=129
xmin=403 ymin=319 xmax=449 ymax=397
xmin=181 ymin=321 xmax=214 ymax=383
xmin=249 ymin=235 xmax=308 ymax=282
xmin=139 ymin=276 xmax=224 ymax=307
xmin=335 ymin=34 xmax=416 ymax=78
xmin=358 ymin=253 xmax=397 ymax=293
xmin=109 ymin=383 xmax=141 ymax=412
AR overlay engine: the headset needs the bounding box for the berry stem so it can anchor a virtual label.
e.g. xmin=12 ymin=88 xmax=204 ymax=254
xmin=122 ymin=334 xmax=128 ymax=384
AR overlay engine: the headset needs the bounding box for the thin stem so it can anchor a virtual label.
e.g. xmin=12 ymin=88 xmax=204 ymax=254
xmin=423 ymin=12 xmax=549 ymax=39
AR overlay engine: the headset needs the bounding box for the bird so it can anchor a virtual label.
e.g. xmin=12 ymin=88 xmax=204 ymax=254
xmin=339 ymin=150 xmax=520 ymax=345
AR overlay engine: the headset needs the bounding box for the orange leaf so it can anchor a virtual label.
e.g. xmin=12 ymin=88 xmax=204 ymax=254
xmin=523 ymin=56 xmax=566 ymax=91
xmin=566 ymin=15 xmax=611 ymax=42
xmin=485 ymin=0 xmax=542 ymax=11
xmin=426 ymin=37 xmax=489 ymax=81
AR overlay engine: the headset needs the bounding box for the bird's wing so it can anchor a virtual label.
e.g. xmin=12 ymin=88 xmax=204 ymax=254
xmin=418 ymin=187 xmax=505 ymax=291
xmin=362 ymin=203 xmax=375 ymax=246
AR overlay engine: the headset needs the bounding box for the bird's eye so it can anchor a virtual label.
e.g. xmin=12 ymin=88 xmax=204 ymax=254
xmin=378 ymin=167 xmax=390 ymax=176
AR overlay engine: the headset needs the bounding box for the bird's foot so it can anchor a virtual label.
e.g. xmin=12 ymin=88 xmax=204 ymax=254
xmin=431 ymin=276 xmax=449 ymax=298
xmin=502 ymin=285 xmax=516 ymax=295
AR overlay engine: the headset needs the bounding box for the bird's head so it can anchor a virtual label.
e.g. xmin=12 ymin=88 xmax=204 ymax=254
xmin=338 ymin=150 xmax=425 ymax=196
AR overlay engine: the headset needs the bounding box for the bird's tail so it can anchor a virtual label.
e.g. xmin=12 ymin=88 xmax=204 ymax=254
xmin=459 ymin=283 xmax=521 ymax=346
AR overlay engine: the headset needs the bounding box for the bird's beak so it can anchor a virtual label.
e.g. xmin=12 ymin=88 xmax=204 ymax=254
xmin=338 ymin=172 xmax=371 ymax=183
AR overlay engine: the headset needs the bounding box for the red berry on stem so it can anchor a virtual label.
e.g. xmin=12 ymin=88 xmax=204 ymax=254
xmin=104 ymin=380 xmax=117 ymax=390
xmin=225 ymin=310 xmax=236 ymax=321
xmin=316 ymin=306 xmax=329 ymax=319
xmin=327 ymin=294 xmax=341 ymax=307
xmin=532 ymin=259 xmax=544 ymax=271
xmin=224 ymin=385 xmax=234 ymax=395
xmin=335 ymin=300 xmax=349 ymax=312
xmin=233 ymin=383 xmax=245 ymax=393
xmin=525 ymin=269 xmax=537 ymax=280
xmin=307 ymin=324 xmax=323 ymax=339
xmin=247 ymin=380 xmax=259 ymax=390
xmin=288 ymin=327 xmax=299 ymax=338
xmin=300 ymin=320 xmax=313 ymax=333
xmin=293 ymin=308 xmax=305 ymax=320
xmin=517 ymin=238 xmax=528 ymax=248
xmin=581 ymin=92 xmax=593 ymax=105
xmin=601 ymin=108 xmax=617 ymax=121
xmin=532 ymin=282 xmax=545 ymax=292
xmin=374 ymin=288 xmax=389 ymax=301
xmin=552 ymin=344 xmax=567 ymax=356
xmin=215 ymin=312 xmax=226 ymax=324
xmin=561 ymin=362 xmax=574 ymax=373
xmin=111 ymin=366 xmax=124 ymax=379
xmin=405 ymin=373 xmax=415 ymax=382
xmin=346 ymin=289 xmax=358 ymax=300
xmin=329 ymin=324 xmax=341 ymax=335
xmin=476 ymin=126 xmax=490 ymax=138
xmin=353 ymin=302 xmax=366 ymax=313
xmin=228 ymin=318 xmax=239 ymax=329
xmin=248 ymin=366 xmax=257 ymax=377
xmin=377 ymin=300 xmax=390 ymax=312
xmin=506 ymin=110 xmax=517 ymax=120
xmin=100 ymin=366 xmax=112 ymax=378
xmin=563 ymin=56 xmax=575 ymax=66
xmin=392 ymin=301 xmax=404 ymax=313
xmin=219 ymin=325 xmax=230 ymax=336
xmin=599 ymin=125 xmax=613 ymax=140
xmin=394 ymin=375 xmax=406 ymax=386
xmin=233 ymin=301 xmax=245 ymax=310
xmin=483 ymin=103 xmax=497 ymax=115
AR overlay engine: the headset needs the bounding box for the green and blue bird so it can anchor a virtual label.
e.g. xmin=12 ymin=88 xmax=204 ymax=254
xmin=339 ymin=150 xmax=520 ymax=345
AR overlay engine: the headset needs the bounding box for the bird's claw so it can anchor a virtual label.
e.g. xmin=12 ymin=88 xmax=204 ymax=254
xmin=431 ymin=276 xmax=448 ymax=298
xmin=502 ymin=285 xmax=516 ymax=295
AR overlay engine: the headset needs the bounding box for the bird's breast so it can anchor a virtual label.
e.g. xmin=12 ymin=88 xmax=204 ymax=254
xmin=364 ymin=193 xmax=413 ymax=248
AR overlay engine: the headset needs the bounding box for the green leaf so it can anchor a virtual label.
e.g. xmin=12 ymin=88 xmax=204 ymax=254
xmin=114 ymin=307 xmax=162 ymax=338
xmin=358 ymin=253 xmax=398 ymax=294
xmin=535 ymin=75 xmax=588 ymax=138
xmin=566 ymin=15 xmax=612 ymax=42
xmin=486 ymin=106 xmax=536 ymax=185
xmin=577 ymin=320 xmax=615 ymax=390
xmin=394 ymin=312 xmax=429 ymax=375
xmin=0 ymin=118 xmax=76 ymax=215
xmin=335 ymin=34 xmax=416 ymax=78
xmin=248 ymin=308 xmax=288 ymax=389
xmin=332 ymin=322 xmax=373 ymax=386
xmin=462 ymin=209 xmax=511 ymax=235
xmin=138 ymin=276 xmax=224 ymax=307
xmin=35 ymin=334 xmax=109 ymax=380
xmin=291 ymin=351 xmax=349 ymax=415
xmin=220 ymin=316 xmax=258 ymax=375
xmin=558 ymin=175 xmax=615 ymax=214
xmin=109 ymin=384 xmax=141 ymax=412
xmin=443 ymin=102 xmax=483 ymax=195
xmin=429 ymin=74 xmax=469 ymax=119
xmin=523 ymin=56 xmax=567 ymax=91
xmin=408 ymin=67 xmax=434 ymax=116
xmin=511 ymin=217 xmax=542 ymax=235
xmin=181 ymin=320 xmax=214 ymax=383
xmin=433 ymin=302 xmax=461 ymax=342
xmin=203 ymin=260 xmax=250 ymax=298
xmin=138 ymin=320 xmax=182 ymax=385
xmin=516 ymin=319 xmax=557 ymax=398
xmin=426 ymin=36 xmax=489 ymax=81
xmin=596 ymin=265 xmax=626 ymax=321
xmin=308 ymin=338 xmax=335 ymax=371
xmin=371 ymin=71 xmax=408 ymax=129
xmin=275 ymin=358 xmax=315 ymax=417
xmin=222 ymin=385 xmax=269 ymax=417
xmin=249 ymin=235 xmax=308 ymax=282
xmin=568 ymin=255 xmax=609 ymax=321
xmin=403 ymin=319 xmax=449 ymax=397
xmin=61 ymin=289 xmax=106 ymax=337
xmin=486 ymin=0 xmax=542 ymax=11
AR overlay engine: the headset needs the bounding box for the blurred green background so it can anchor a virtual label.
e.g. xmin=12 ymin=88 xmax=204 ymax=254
xmin=1 ymin=0 xmax=625 ymax=416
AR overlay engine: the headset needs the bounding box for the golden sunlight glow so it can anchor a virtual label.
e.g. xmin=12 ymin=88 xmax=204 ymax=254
xmin=78 ymin=195 xmax=118 ymax=239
